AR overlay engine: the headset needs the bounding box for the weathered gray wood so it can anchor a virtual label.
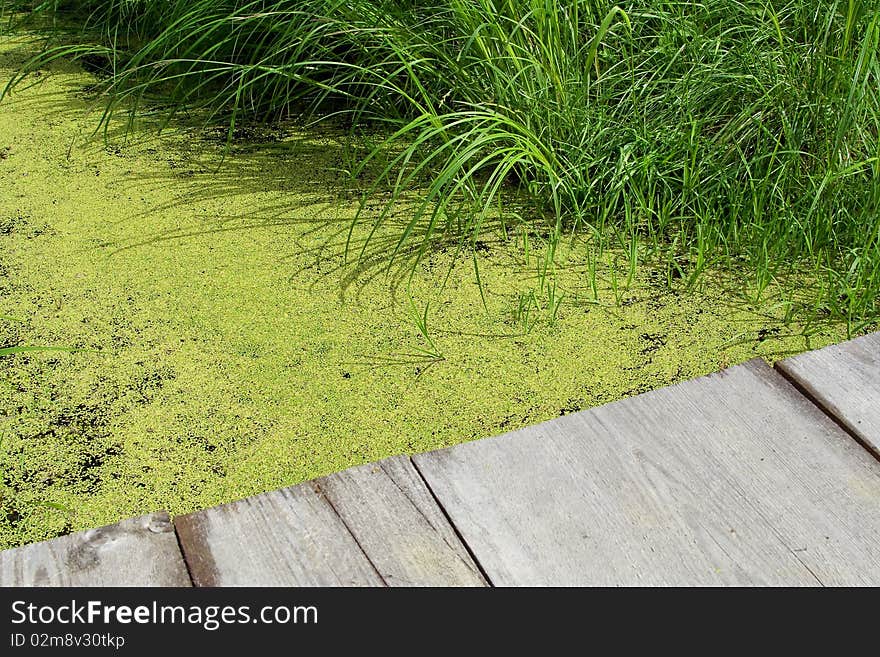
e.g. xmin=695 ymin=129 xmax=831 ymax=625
xmin=0 ymin=512 xmax=190 ymax=586
xmin=776 ymin=332 xmax=880 ymax=456
xmin=175 ymin=482 xmax=383 ymax=586
xmin=414 ymin=359 xmax=880 ymax=586
xmin=317 ymin=457 xmax=486 ymax=586
xmin=175 ymin=455 xmax=485 ymax=586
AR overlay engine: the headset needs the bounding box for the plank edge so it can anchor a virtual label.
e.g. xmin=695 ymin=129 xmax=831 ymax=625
xmin=774 ymin=360 xmax=880 ymax=463
xmin=407 ymin=456 xmax=494 ymax=586
xmin=173 ymin=511 xmax=219 ymax=587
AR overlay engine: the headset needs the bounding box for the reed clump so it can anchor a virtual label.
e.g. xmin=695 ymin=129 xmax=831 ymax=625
xmin=5 ymin=0 xmax=879 ymax=328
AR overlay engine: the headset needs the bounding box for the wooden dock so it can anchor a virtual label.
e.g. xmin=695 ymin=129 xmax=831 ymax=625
xmin=2 ymin=332 xmax=879 ymax=586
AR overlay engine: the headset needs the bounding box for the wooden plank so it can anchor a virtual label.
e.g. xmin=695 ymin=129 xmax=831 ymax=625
xmin=414 ymin=360 xmax=880 ymax=586
xmin=175 ymin=482 xmax=383 ymax=587
xmin=317 ymin=457 xmax=486 ymax=586
xmin=175 ymin=455 xmax=486 ymax=586
xmin=0 ymin=512 xmax=191 ymax=586
xmin=776 ymin=332 xmax=880 ymax=456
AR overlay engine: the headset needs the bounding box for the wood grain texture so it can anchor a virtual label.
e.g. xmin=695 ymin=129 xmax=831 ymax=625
xmin=175 ymin=482 xmax=383 ymax=587
xmin=317 ymin=457 xmax=486 ymax=586
xmin=776 ymin=332 xmax=880 ymax=456
xmin=0 ymin=512 xmax=190 ymax=586
xmin=414 ymin=359 xmax=880 ymax=586
xmin=175 ymin=456 xmax=486 ymax=586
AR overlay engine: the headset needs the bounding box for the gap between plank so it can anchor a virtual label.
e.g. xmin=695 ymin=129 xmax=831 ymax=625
xmin=171 ymin=518 xmax=199 ymax=587
xmin=409 ymin=456 xmax=495 ymax=587
xmin=774 ymin=362 xmax=880 ymax=464
xmin=311 ymin=480 xmax=389 ymax=587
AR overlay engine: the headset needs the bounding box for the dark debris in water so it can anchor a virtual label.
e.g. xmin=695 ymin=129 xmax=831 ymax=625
xmin=639 ymin=332 xmax=668 ymax=355
xmin=0 ymin=352 xmax=180 ymax=541
xmin=0 ymin=211 xmax=54 ymax=238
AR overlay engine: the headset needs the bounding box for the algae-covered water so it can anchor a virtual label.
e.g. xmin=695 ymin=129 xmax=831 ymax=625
xmin=0 ymin=36 xmax=853 ymax=549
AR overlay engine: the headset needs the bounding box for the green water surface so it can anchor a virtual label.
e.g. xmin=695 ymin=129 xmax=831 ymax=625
xmin=0 ymin=36 xmax=853 ymax=549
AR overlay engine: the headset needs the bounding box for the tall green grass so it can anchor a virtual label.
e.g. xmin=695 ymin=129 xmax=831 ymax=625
xmin=4 ymin=0 xmax=880 ymax=329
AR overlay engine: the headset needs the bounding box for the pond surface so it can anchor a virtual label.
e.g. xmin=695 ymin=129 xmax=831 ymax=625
xmin=0 ymin=36 xmax=849 ymax=548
